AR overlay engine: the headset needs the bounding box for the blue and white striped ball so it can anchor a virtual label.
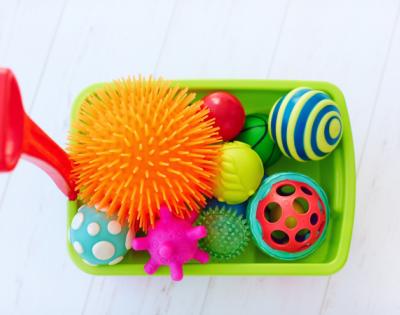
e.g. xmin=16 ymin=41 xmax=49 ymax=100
xmin=268 ymin=87 xmax=343 ymax=162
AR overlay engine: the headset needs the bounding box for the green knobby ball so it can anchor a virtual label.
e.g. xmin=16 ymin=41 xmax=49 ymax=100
xmin=236 ymin=113 xmax=281 ymax=166
xmin=196 ymin=206 xmax=250 ymax=261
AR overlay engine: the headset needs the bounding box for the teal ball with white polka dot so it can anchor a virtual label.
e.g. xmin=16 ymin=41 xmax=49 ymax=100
xmin=69 ymin=206 xmax=133 ymax=266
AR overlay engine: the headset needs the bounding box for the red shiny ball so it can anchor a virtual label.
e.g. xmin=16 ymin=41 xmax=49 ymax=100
xmin=202 ymin=92 xmax=245 ymax=141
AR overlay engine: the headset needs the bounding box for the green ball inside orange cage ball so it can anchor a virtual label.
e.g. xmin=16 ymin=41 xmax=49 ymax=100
xmin=236 ymin=113 xmax=281 ymax=166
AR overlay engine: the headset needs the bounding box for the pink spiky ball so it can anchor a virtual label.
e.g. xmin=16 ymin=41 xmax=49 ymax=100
xmin=132 ymin=205 xmax=209 ymax=281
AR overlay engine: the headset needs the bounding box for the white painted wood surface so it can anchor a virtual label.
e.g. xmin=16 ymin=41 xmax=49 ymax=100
xmin=0 ymin=0 xmax=399 ymax=314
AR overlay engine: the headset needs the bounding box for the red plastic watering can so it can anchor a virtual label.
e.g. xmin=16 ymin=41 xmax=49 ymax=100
xmin=0 ymin=68 xmax=76 ymax=200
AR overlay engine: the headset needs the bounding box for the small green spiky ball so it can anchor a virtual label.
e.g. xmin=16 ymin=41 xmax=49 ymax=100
xmin=195 ymin=206 xmax=250 ymax=261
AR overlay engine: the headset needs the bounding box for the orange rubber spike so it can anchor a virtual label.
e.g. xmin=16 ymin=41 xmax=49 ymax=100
xmin=68 ymin=77 xmax=222 ymax=232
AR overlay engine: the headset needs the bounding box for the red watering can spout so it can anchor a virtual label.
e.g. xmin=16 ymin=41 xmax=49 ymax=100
xmin=0 ymin=68 xmax=76 ymax=200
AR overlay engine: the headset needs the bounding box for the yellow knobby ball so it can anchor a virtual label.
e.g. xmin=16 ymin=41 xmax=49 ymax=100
xmin=213 ymin=141 xmax=264 ymax=204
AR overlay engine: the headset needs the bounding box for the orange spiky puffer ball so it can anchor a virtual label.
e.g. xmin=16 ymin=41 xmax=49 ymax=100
xmin=68 ymin=77 xmax=222 ymax=232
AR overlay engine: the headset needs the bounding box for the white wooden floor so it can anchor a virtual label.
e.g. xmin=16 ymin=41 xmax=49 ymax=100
xmin=1 ymin=0 xmax=399 ymax=314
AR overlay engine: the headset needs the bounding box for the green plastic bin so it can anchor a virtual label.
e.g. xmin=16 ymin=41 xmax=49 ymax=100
xmin=67 ymin=80 xmax=356 ymax=276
